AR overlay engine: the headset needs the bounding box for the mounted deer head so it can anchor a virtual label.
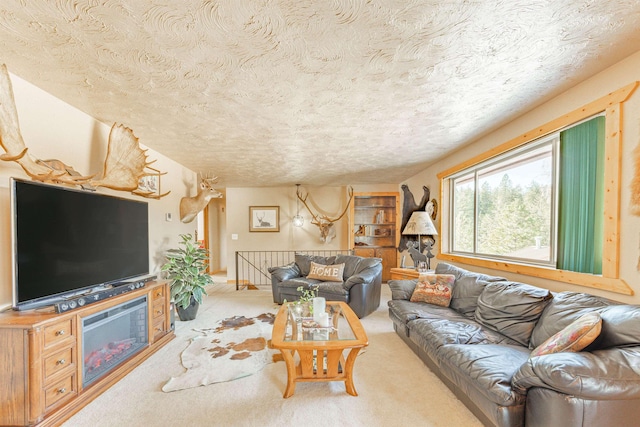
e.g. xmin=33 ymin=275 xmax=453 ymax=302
xmin=179 ymin=173 xmax=223 ymax=223
xmin=296 ymin=186 xmax=354 ymax=243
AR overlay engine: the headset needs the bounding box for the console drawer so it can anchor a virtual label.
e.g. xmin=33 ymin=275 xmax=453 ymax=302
xmin=152 ymin=318 xmax=167 ymax=340
xmin=151 ymin=286 xmax=165 ymax=302
xmin=45 ymin=375 xmax=76 ymax=410
xmin=152 ymin=298 xmax=165 ymax=319
xmin=44 ymin=318 xmax=74 ymax=348
xmin=44 ymin=347 xmax=74 ymax=381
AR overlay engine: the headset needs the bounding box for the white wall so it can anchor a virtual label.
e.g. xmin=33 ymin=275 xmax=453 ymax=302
xmin=0 ymin=72 xmax=198 ymax=310
xmin=224 ymin=184 xmax=397 ymax=280
xmin=403 ymin=49 xmax=640 ymax=304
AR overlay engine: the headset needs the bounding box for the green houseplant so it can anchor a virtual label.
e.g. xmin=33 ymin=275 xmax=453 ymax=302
xmin=162 ymin=233 xmax=213 ymax=321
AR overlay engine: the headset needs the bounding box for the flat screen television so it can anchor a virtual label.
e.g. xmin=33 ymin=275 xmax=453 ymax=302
xmin=11 ymin=178 xmax=150 ymax=310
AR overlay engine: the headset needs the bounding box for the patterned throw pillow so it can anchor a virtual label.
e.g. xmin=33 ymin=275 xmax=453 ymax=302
xmin=409 ymin=274 xmax=455 ymax=307
xmin=530 ymin=312 xmax=602 ymax=357
xmin=306 ymin=262 xmax=345 ymax=282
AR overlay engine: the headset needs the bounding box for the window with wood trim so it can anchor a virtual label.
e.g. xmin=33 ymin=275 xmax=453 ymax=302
xmin=437 ymin=83 xmax=638 ymax=296
xmin=449 ymin=115 xmax=605 ymax=274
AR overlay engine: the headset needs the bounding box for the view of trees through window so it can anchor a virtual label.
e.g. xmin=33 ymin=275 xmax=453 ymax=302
xmin=452 ymin=141 xmax=554 ymax=264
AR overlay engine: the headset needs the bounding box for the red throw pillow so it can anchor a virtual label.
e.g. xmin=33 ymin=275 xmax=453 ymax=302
xmin=410 ymin=274 xmax=455 ymax=307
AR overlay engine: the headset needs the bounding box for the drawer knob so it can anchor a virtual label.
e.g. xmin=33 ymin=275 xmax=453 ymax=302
xmin=156 ymin=291 xmax=162 ymax=297
xmin=56 ymin=330 xmax=65 ymax=336
xmin=58 ymin=387 xmax=66 ymax=394
xmin=57 ymin=359 xmax=66 ymax=365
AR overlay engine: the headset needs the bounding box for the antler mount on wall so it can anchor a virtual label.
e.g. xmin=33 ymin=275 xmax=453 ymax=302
xmin=296 ymin=186 xmax=354 ymax=243
xmin=0 ymin=64 xmax=169 ymax=199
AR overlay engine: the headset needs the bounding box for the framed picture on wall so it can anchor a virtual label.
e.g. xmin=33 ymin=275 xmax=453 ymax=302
xmin=249 ymin=206 xmax=280 ymax=232
xmin=132 ymin=167 xmax=166 ymax=199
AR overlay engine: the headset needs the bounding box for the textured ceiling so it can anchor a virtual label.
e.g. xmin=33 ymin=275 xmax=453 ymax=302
xmin=1 ymin=1 xmax=640 ymax=187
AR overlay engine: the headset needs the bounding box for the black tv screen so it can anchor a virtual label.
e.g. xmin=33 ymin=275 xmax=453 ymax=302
xmin=11 ymin=178 xmax=149 ymax=310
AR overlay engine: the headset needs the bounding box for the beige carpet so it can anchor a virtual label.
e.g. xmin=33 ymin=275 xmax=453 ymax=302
xmin=62 ymin=284 xmax=483 ymax=427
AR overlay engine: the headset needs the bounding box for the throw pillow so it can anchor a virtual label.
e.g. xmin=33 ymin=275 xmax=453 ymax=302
xmin=475 ymin=281 xmax=553 ymax=346
xmin=436 ymin=262 xmax=507 ymax=318
xmin=530 ymin=312 xmax=602 ymax=357
xmin=307 ymin=262 xmax=345 ymax=282
xmin=294 ymin=253 xmax=335 ymax=276
xmin=409 ymin=274 xmax=455 ymax=307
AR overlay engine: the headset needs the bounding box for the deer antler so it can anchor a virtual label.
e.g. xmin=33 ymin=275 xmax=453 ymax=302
xmin=296 ymin=186 xmax=354 ymax=225
xmin=201 ymin=172 xmax=219 ymax=185
xmin=296 ymin=186 xmax=354 ymax=243
xmin=324 ymin=186 xmax=354 ymax=224
xmin=296 ymin=186 xmax=322 ymax=224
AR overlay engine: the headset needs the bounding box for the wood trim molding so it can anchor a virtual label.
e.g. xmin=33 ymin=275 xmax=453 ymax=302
xmin=439 ymin=253 xmax=633 ymax=295
xmin=437 ymin=82 xmax=638 ymax=296
xmin=602 ymin=103 xmax=622 ymax=278
xmin=437 ymin=82 xmax=638 ymax=180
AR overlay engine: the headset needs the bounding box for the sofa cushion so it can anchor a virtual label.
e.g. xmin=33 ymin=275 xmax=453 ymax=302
xmin=596 ymin=304 xmax=640 ymax=349
xmin=353 ymin=256 xmax=382 ymax=274
xmin=475 ymin=281 xmax=553 ymax=346
xmin=530 ymin=312 xmax=602 ymax=357
xmin=388 ymin=279 xmax=417 ymax=300
xmin=530 ymin=291 xmax=640 ymax=350
xmin=268 ymin=262 xmax=301 ymax=282
xmin=334 ymin=254 xmax=361 ymax=278
xmin=409 ymin=317 xmax=520 ymax=353
xmin=436 ymin=344 xmax=529 ymax=406
xmin=511 ymin=347 xmax=640 ymax=398
xmin=307 ymin=262 xmax=345 ymax=282
xmin=294 ymin=253 xmax=336 ymax=276
xmin=315 ymin=283 xmax=349 ymax=298
xmin=435 ymin=262 xmax=506 ymax=317
xmin=276 ymin=277 xmax=322 ymax=290
xmin=388 ymin=299 xmax=459 ymax=325
xmin=410 ymin=274 xmax=455 ymax=307
xmin=530 ymin=292 xmax=608 ymax=348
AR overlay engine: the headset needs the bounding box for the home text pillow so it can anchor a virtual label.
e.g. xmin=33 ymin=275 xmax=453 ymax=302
xmin=307 ymin=262 xmax=345 ymax=282
xmin=475 ymin=281 xmax=553 ymax=346
xmin=409 ymin=274 xmax=455 ymax=307
xmin=530 ymin=312 xmax=602 ymax=357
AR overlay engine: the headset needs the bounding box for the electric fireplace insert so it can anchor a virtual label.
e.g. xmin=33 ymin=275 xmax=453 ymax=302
xmin=82 ymin=296 xmax=149 ymax=387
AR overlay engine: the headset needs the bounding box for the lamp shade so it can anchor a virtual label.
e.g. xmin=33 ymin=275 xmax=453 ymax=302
xmin=402 ymin=211 xmax=438 ymax=236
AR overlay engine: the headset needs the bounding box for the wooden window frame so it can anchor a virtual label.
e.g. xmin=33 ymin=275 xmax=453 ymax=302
xmin=437 ymin=82 xmax=638 ymax=296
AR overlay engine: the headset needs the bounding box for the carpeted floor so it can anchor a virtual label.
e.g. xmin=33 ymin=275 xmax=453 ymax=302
xmin=62 ymin=282 xmax=482 ymax=427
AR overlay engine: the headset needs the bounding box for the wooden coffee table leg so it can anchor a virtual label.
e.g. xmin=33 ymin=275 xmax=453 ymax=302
xmin=280 ymin=349 xmax=297 ymax=398
xmin=344 ymin=348 xmax=362 ymax=396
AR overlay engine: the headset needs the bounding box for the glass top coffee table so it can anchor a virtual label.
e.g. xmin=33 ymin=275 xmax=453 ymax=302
xmin=270 ymin=301 xmax=368 ymax=398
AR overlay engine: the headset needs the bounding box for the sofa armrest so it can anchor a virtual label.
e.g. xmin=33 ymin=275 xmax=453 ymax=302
xmin=268 ymin=262 xmax=301 ymax=283
xmin=511 ymin=346 xmax=640 ymax=399
xmin=388 ymin=279 xmax=418 ymax=300
xmin=343 ymin=265 xmax=380 ymax=290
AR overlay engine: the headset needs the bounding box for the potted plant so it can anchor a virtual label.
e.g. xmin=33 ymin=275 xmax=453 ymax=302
xmin=162 ymin=233 xmax=213 ymax=321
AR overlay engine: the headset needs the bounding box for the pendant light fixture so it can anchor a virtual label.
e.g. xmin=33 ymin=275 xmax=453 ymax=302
xmin=293 ymin=184 xmax=304 ymax=227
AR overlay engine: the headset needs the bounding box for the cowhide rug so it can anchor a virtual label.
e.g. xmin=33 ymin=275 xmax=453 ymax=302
xmin=162 ymin=313 xmax=280 ymax=392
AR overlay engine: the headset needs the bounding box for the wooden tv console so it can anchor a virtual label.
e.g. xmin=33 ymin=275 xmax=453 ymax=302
xmin=0 ymin=280 xmax=175 ymax=427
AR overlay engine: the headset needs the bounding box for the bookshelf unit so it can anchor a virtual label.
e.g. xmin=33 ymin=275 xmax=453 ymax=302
xmin=348 ymin=192 xmax=400 ymax=281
